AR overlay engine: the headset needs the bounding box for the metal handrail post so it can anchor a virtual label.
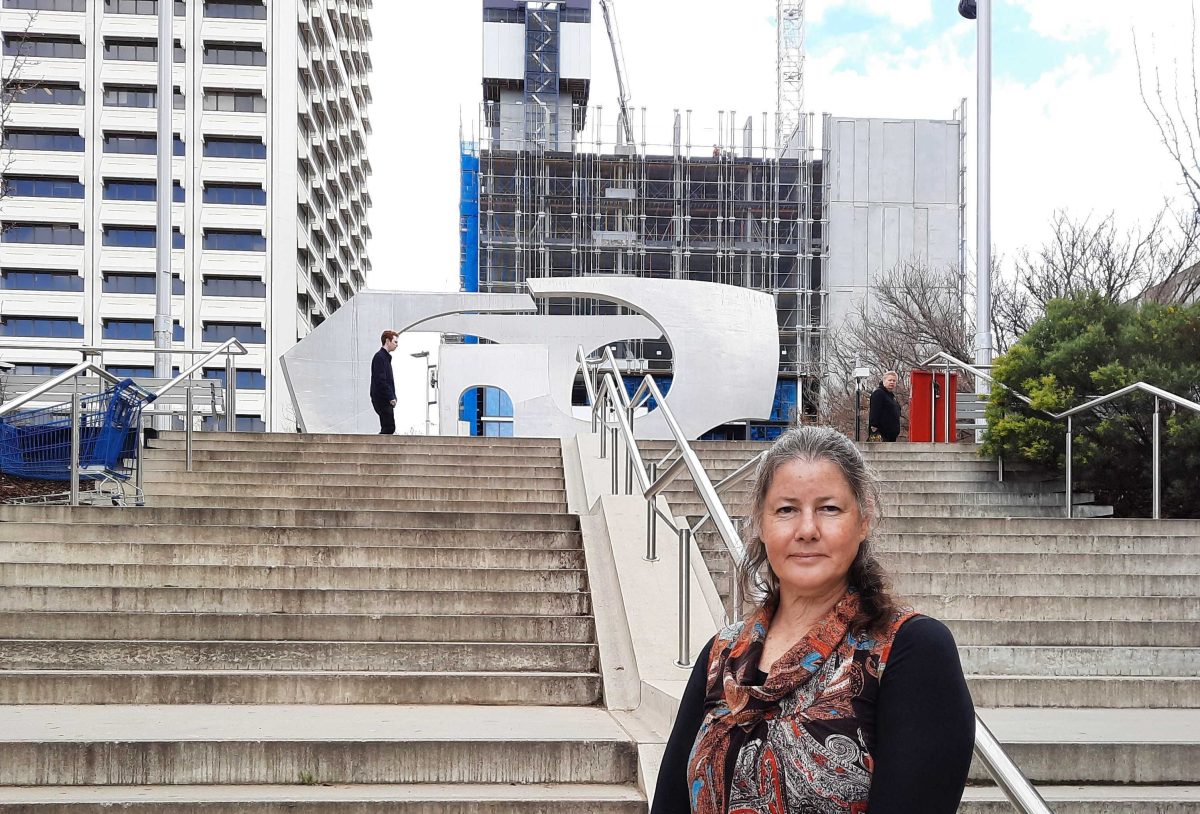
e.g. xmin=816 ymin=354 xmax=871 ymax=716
xmin=135 ymin=412 xmax=144 ymax=503
xmin=225 ymin=353 xmax=237 ymax=432
xmin=675 ymin=527 xmax=692 ymax=668
xmin=1064 ymin=416 xmax=1072 ymax=519
xmin=973 ymin=717 xmax=1053 ymax=814
xmin=69 ymin=393 xmax=81 ymax=507
xmin=929 ymin=373 xmax=936 ymax=441
xmin=611 ymin=427 xmax=619 ymax=493
xmin=599 ymin=399 xmax=608 ymax=458
xmin=1152 ymin=396 xmax=1161 ymax=520
xmin=185 ymin=386 xmax=194 ymax=472
xmin=625 ymin=405 xmax=634 ymax=495
xmin=645 ymin=462 xmax=659 ymax=561
xmin=944 ymin=365 xmax=952 ymax=443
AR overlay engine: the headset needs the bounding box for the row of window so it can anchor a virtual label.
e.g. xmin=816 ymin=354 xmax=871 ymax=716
xmin=2 ymin=222 xmax=267 ymax=251
xmin=3 ymin=175 xmax=265 ymax=205
xmin=3 ymin=128 xmax=268 ymax=159
xmin=7 ymin=83 xmax=267 ymax=113
xmin=0 ymin=316 xmax=267 ymax=343
xmin=1 ymin=268 xmax=266 ymax=298
xmin=1 ymin=0 xmax=264 ymax=18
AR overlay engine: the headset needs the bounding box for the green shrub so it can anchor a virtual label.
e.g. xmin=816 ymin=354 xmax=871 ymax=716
xmin=982 ymin=293 xmax=1200 ymax=517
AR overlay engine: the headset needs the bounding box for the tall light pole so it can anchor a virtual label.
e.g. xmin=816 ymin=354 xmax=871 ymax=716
xmin=152 ymin=0 xmax=173 ymax=381
xmin=960 ymin=0 xmax=992 ymax=391
xmin=410 ymin=351 xmax=434 ymax=435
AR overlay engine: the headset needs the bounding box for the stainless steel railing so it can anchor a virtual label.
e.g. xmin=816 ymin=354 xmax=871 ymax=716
xmin=580 ymin=345 xmax=1053 ymax=814
xmin=921 ymin=351 xmax=1200 ymax=519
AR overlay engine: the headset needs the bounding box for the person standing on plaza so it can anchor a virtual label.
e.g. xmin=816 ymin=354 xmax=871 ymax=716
xmin=868 ymin=370 xmax=902 ymax=442
xmin=370 ymin=330 xmax=399 ymax=435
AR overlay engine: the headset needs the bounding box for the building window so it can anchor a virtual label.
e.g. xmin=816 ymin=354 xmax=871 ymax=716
xmin=102 ymin=226 xmax=184 ymax=249
xmin=202 ymin=321 xmax=265 ymax=343
xmin=203 ymin=0 xmax=265 ymax=20
xmin=3 ymin=176 xmax=84 ymax=199
xmin=104 ymin=179 xmax=185 ymax=202
xmin=104 ymin=0 xmax=186 ymax=14
xmin=103 ymin=84 xmax=185 ymax=110
xmin=102 ymin=318 xmax=183 ymax=342
xmin=103 ymin=132 xmax=185 ymax=156
xmin=0 ymin=317 xmax=84 ymax=338
xmin=203 ymin=42 xmax=266 ymax=66
xmin=103 ymin=38 xmax=184 ymax=63
xmin=203 ymin=367 xmax=265 ymax=390
xmin=11 ymin=363 xmax=72 ymax=375
xmin=203 ymin=136 xmax=265 ymax=159
xmin=2 ymin=34 xmax=85 ymax=59
xmin=102 ymin=272 xmax=184 ymax=295
xmin=3 ymin=0 xmax=87 ymax=10
xmin=203 ymin=229 xmax=265 ymax=252
xmin=1 ymin=129 xmax=84 ymax=152
xmin=202 ymin=413 xmax=266 ymax=431
xmin=203 ymin=89 xmax=266 ymax=114
xmin=203 ymin=183 xmax=264 ymax=206
xmin=1 ymin=269 xmax=84 ymax=291
xmin=5 ymin=82 xmax=84 ymax=105
xmin=203 ymin=275 xmax=265 ymax=298
xmin=1 ymin=222 xmax=85 ymax=245
xmin=105 ymin=365 xmax=180 ymax=378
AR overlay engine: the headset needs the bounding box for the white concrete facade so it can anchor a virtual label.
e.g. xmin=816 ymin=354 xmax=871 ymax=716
xmin=0 ymin=0 xmax=372 ymax=431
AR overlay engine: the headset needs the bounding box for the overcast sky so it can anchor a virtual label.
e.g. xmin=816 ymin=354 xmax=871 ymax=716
xmin=364 ymin=0 xmax=1197 ymax=433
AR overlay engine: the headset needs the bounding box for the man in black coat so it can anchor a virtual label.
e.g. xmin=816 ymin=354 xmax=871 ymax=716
xmin=370 ymin=330 xmax=398 ymax=435
xmin=868 ymin=370 xmax=901 ymax=442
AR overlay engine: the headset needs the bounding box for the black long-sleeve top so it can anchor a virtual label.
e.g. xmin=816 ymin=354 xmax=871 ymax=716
xmin=868 ymin=385 xmax=901 ymax=440
xmin=370 ymin=347 xmax=396 ymax=402
xmin=651 ymin=616 xmax=975 ymax=814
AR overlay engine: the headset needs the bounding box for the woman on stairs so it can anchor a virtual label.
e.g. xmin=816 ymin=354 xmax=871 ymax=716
xmin=652 ymin=426 xmax=975 ymax=814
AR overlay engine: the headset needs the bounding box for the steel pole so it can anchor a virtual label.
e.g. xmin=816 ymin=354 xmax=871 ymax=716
xmin=974 ymin=0 xmax=993 ymax=400
xmin=611 ymin=427 xmax=619 ymax=493
xmin=225 ymin=354 xmax=236 ymax=432
xmin=645 ymin=462 xmax=659 ymax=561
xmin=134 ymin=412 xmax=144 ymax=503
xmin=676 ymin=527 xmax=692 ymax=668
xmin=1152 ymin=397 xmax=1161 ymax=520
xmin=152 ymin=0 xmax=174 ymax=383
xmin=185 ymin=386 xmax=194 ymax=472
xmin=69 ymin=393 xmax=81 ymax=507
xmin=1064 ymin=416 xmax=1072 ymax=519
xmin=944 ymin=366 xmax=952 ymax=443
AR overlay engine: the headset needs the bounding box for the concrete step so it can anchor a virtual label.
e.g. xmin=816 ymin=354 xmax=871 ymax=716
xmin=0 ymin=641 xmax=599 ymax=673
xmin=873 ymin=533 xmax=1197 ymax=555
xmin=943 ymin=618 xmax=1200 ymax=647
xmin=141 ymin=483 xmax=568 ymax=503
xmin=155 ymin=431 xmax=564 ymax=450
xmin=0 ymin=541 xmax=587 ymax=571
xmin=909 ymin=594 xmax=1199 ymax=622
xmin=971 ymin=708 xmax=1200 ymax=784
xmin=0 ymin=507 xmax=581 ymax=532
xmin=966 ymin=676 xmax=1199 ymax=708
xmin=144 ymin=449 xmax=565 ymax=467
xmin=141 ymin=460 xmax=570 ymax=478
xmin=0 ymin=612 xmax=597 ymax=643
xmin=0 ymin=671 xmax=603 ymax=705
xmin=959 ymin=646 xmax=1198 ymax=677
xmin=668 ymin=491 xmax=1091 ymax=511
xmin=880 ymin=551 xmax=1200 ymax=575
xmin=150 ymin=438 xmax=564 ymax=456
xmin=0 ymin=705 xmax=638 ymax=785
xmin=144 ymin=471 xmax=568 ymax=489
xmin=891 ymin=571 xmax=1199 ymax=597
xmin=881 ymin=517 xmax=1200 ymax=536
xmin=0 ymin=563 xmax=588 ymax=592
xmin=886 ymin=504 xmax=1113 ymax=518
xmin=959 ymin=785 xmax=1200 ymax=813
xmin=0 ymin=783 xmax=646 ymax=812
xmin=141 ymin=496 xmax=570 ymax=513
xmin=0 ymin=586 xmax=592 ymax=616
xmin=0 ymin=523 xmax=583 ymax=549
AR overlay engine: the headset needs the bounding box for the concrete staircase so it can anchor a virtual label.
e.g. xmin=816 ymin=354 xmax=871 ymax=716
xmin=0 ymin=432 xmax=643 ymax=812
xmin=647 ymin=439 xmax=1200 ymax=813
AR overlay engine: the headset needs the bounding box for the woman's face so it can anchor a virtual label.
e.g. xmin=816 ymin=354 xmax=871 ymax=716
xmin=759 ymin=458 xmax=870 ymax=602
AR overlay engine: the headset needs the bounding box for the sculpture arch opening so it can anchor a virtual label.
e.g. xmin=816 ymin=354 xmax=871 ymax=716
xmin=458 ymin=386 xmax=514 ymax=437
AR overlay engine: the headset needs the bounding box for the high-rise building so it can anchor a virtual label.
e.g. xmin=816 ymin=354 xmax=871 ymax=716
xmin=462 ymin=0 xmax=964 ymax=439
xmin=0 ymin=0 xmax=372 ymax=431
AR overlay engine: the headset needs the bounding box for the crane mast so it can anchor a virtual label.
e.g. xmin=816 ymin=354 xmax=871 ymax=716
xmin=598 ymin=0 xmax=636 ymax=148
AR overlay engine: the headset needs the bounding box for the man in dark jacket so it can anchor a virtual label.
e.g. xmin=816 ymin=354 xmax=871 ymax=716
xmin=868 ymin=370 xmax=901 ymax=442
xmin=370 ymin=330 xmax=398 ymax=435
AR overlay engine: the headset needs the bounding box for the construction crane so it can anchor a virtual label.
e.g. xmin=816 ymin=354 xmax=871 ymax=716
xmin=598 ymin=0 xmax=636 ymax=148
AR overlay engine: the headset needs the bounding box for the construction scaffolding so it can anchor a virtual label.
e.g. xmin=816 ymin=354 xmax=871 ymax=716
xmin=464 ymin=104 xmax=830 ymax=429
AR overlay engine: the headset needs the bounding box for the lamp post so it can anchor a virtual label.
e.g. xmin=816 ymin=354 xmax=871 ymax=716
xmin=852 ymin=365 xmax=870 ymax=442
xmin=410 ymin=351 xmax=434 ymax=435
xmin=960 ymin=0 xmax=993 ymax=400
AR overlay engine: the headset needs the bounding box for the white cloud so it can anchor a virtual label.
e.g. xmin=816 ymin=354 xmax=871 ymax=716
xmin=808 ymin=0 xmax=933 ymax=29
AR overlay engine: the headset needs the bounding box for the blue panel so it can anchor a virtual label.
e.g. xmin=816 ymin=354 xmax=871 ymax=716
xmin=460 ymin=149 xmax=480 ymax=294
xmin=749 ymin=425 xmax=785 ymax=442
xmin=770 ymin=379 xmax=798 ymax=423
xmin=622 ymin=375 xmax=672 ymax=410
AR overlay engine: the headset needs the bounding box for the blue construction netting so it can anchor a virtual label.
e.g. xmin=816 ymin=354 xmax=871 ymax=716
xmin=0 ymin=379 xmax=155 ymax=481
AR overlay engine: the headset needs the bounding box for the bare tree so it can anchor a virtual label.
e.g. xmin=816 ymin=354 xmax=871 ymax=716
xmin=0 ymin=11 xmax=42 ymax=202
xmin=1136 ymin=2 xmax=1200 ymax=215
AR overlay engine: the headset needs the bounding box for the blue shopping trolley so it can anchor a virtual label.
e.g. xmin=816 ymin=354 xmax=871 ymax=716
xmin=0 ymin=379 xmax=156 ymax=504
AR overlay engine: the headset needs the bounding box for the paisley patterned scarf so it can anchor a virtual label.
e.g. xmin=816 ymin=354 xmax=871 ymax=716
xmin=686 ymin=590 xmax=913 ymax=814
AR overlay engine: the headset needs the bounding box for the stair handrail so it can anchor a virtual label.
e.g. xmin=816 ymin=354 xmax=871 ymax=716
xmin=0 ymin=361 xmax=125 ymax=417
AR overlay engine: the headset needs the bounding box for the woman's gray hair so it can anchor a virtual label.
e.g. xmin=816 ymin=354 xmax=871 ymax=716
xmin=735 ymin=426 xmax=897 ymax=634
